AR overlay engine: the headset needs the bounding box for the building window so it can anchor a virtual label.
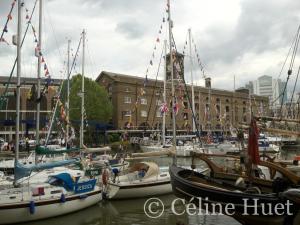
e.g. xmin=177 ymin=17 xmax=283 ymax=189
xmin=226 ymin=99 xmax=229 ymax=103
xmin=125 ymin=87 xmax=131 ymax=92
xmin=216 ymin=98 xmax=220 ymax=102
xmin=183 ymin=112 xmax=188 ymax=120
xmin=183 ymin=102 xmax=188 ymax=109
xmin=124 ymin=96 xmax=131 ymax=104
xmin=141 ymin=110 xmax=147 ymax=117
xmin=123 ymin=110 xmax=131 ymax=117
xmin=155 ymin=91 xmax=160 ymax=96
xmin=225 ymin=106 xmax=230 ymax=113
xmin=140 ymin=98 xmax=147 ymax=105
xmin=156 ymin=99 xmax=162 ymax=106
xmin=156 ymin=110 xmax=162 ymax=117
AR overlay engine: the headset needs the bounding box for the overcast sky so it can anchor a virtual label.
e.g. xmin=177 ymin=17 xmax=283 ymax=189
xmin=0 ymin=0 xmax=300 ymax=95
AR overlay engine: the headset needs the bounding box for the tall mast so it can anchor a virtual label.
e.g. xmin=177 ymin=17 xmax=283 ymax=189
xmin=188 ymin=28 xmax=196 ymax=133
xmin=162 ymin=40 xmax=167 ymax=146
xmin=36 ymin=0 xmax=42 ymax=163
xmin=66 ymin=39 xmax=70 ymax=148
xmin=80 ymin=29 xmax=86 ymax=149
xmin=167 ymin=0 xmax=176 ymax=162
xmin=14 ymin=0 xmax=23 ymax=186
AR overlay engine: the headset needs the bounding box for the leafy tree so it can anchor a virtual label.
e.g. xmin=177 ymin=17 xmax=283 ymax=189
xmin=63 ymin=74 xmax=112 ymax=144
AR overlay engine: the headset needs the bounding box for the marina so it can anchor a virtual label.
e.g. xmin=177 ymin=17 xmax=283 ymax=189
xmin=0 ymin=0 xmax=300 ymax=225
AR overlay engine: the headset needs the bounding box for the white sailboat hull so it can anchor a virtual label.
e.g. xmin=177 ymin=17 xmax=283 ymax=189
xmin=107 ymin=180 xmax=171 ymax=199
xmin=0 ymin=189 xmax=102 ymax=224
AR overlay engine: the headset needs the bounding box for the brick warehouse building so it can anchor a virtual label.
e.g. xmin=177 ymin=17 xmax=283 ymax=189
xmin=96 ymin=71 xmax=269 ymax=132
xmin=0 ymin=76 xmax=61 ymax=141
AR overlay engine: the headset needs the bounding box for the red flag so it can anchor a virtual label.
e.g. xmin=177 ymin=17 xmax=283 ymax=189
xmin=247 ymin=119 xmax=260 ymax=165
xmin=8 ymin=14 xmax=12 ymax=20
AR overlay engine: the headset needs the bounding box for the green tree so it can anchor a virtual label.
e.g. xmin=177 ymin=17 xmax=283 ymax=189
xmin=68 ymin=74 xmax=112 ymax=144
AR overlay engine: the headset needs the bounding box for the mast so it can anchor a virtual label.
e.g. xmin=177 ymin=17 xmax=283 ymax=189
xmin=35 ymin=0 xmax=42 ymax=163
xmin=167 ymin=0 xmax=176 ymax=162
xmin=66 ymin=39 xmax=70 ymax=148
xmin=65 ymin=40 xmax=71 ymax=147
xmin=14 ymin=0 xmax=22 ymax=186
xmin=162 ymin=40 xmax=167 ymax=146
xmin=188 ymin=28 xmax=196 ymax=133
xmin=80 ymin=29 xmax=86 ymax=149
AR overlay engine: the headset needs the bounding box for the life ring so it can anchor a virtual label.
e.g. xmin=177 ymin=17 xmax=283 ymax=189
xmin=102 ymin=169 xmax=108 ymax=186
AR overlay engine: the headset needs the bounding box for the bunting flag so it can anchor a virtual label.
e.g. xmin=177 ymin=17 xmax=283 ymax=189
xmin=173 ymin=102 xmax=179 ymax=115
xmin=160 ymin=103 xmax=169 ymax=114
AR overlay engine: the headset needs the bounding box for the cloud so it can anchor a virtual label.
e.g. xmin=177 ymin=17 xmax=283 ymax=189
xmin=0 ymin=0 xmax=299 ymax=97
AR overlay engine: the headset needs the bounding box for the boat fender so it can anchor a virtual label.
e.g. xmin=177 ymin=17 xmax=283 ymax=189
xmin=102 ymin=169 xmax=109 ymax=186
xmin=60 ymin=193 xmax=66 ymax=203
xmin=29 ymin=201 xmax=35 ymax=214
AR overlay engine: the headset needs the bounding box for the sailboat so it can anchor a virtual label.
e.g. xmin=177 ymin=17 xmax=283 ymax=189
xmin=170 ymin=119 xmax=300 ymax=225
xmin=0 ymin=5 xmax=102 ymax=222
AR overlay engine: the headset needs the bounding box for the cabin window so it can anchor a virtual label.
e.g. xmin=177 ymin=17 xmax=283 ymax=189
xmin=124 ymin=96 xmax=131 ymax=104
xmin=50 ymin=190 xmax=62 ymax=194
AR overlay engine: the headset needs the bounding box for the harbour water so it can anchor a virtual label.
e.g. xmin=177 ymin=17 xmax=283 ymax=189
xmin=3 ymin=148 xmax=300 ymax=225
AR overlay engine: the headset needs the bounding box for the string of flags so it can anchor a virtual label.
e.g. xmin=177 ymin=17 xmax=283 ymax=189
xmin=0 ymin=0 xmax=17 ymax=45
xmin=191 ymin=37 xmax=206 ymax=79
xmin=125 ymin=9 xmax=168 ymax=127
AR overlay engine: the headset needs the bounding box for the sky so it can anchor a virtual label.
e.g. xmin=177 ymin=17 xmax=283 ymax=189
xmin=0 ymin=0 xmax=300 ymax=96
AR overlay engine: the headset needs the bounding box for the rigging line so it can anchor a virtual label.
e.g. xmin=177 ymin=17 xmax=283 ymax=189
xmin=288 ymin=25 xmax=300 ymax=72
xmin=279 ymin=26 xmax=300 ymax=116
xmin=270 ymin=25 xmax=299 ymax=105
xmin=0 ymin=0 xmax=38 ymax=107
xmin=171 ymin=33 xmax=203 ymax=146
xmin=145 ymin=44 xmax=164 ymax=126
xmin=86 ymin=39 xmax=97 ymax=77
xmin=288 ymin=65 xmax=300 ymax=116
xmin=44 ymin=2 xmax=64 ymax=66
xmin=0 ymin=0 xmax=16 ymax=40
xmin=68 ymin=36 xmax=82 ymax=80
xmin=45 ymin=37 xmax=81 ymax=144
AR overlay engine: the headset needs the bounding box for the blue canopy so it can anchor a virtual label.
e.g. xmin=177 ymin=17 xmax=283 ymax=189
xmin=50 ymin=172 xmax=75 ymax=190
xmin=15 ymin=159 xmax=78 ymax=181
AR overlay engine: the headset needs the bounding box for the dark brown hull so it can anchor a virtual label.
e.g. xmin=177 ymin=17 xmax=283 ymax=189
xmin=169 ymin=165 xmax=300 ymax=225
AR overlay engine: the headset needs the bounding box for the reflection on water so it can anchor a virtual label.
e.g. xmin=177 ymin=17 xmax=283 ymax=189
xmin=25 ymin=194 xmax=240 ymax=225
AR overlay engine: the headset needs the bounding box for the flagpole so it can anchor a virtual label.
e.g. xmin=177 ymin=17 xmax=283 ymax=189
xmin=80 ymin=29 xmax=86 ymax=149
xmin=188 ymin=28 xmax=196 ymax=133
xmin=162 ymin=40 xmax=167 ymax=146
xmin=35 ymin=0 xmax=42 ymax=164
xmin=167 ymin=0 xmax=177 ymax=163
xmin=14 ymin=0 xmax=22 ymax=187
xmin=66 ymin=39 xmax=70 ymax=148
